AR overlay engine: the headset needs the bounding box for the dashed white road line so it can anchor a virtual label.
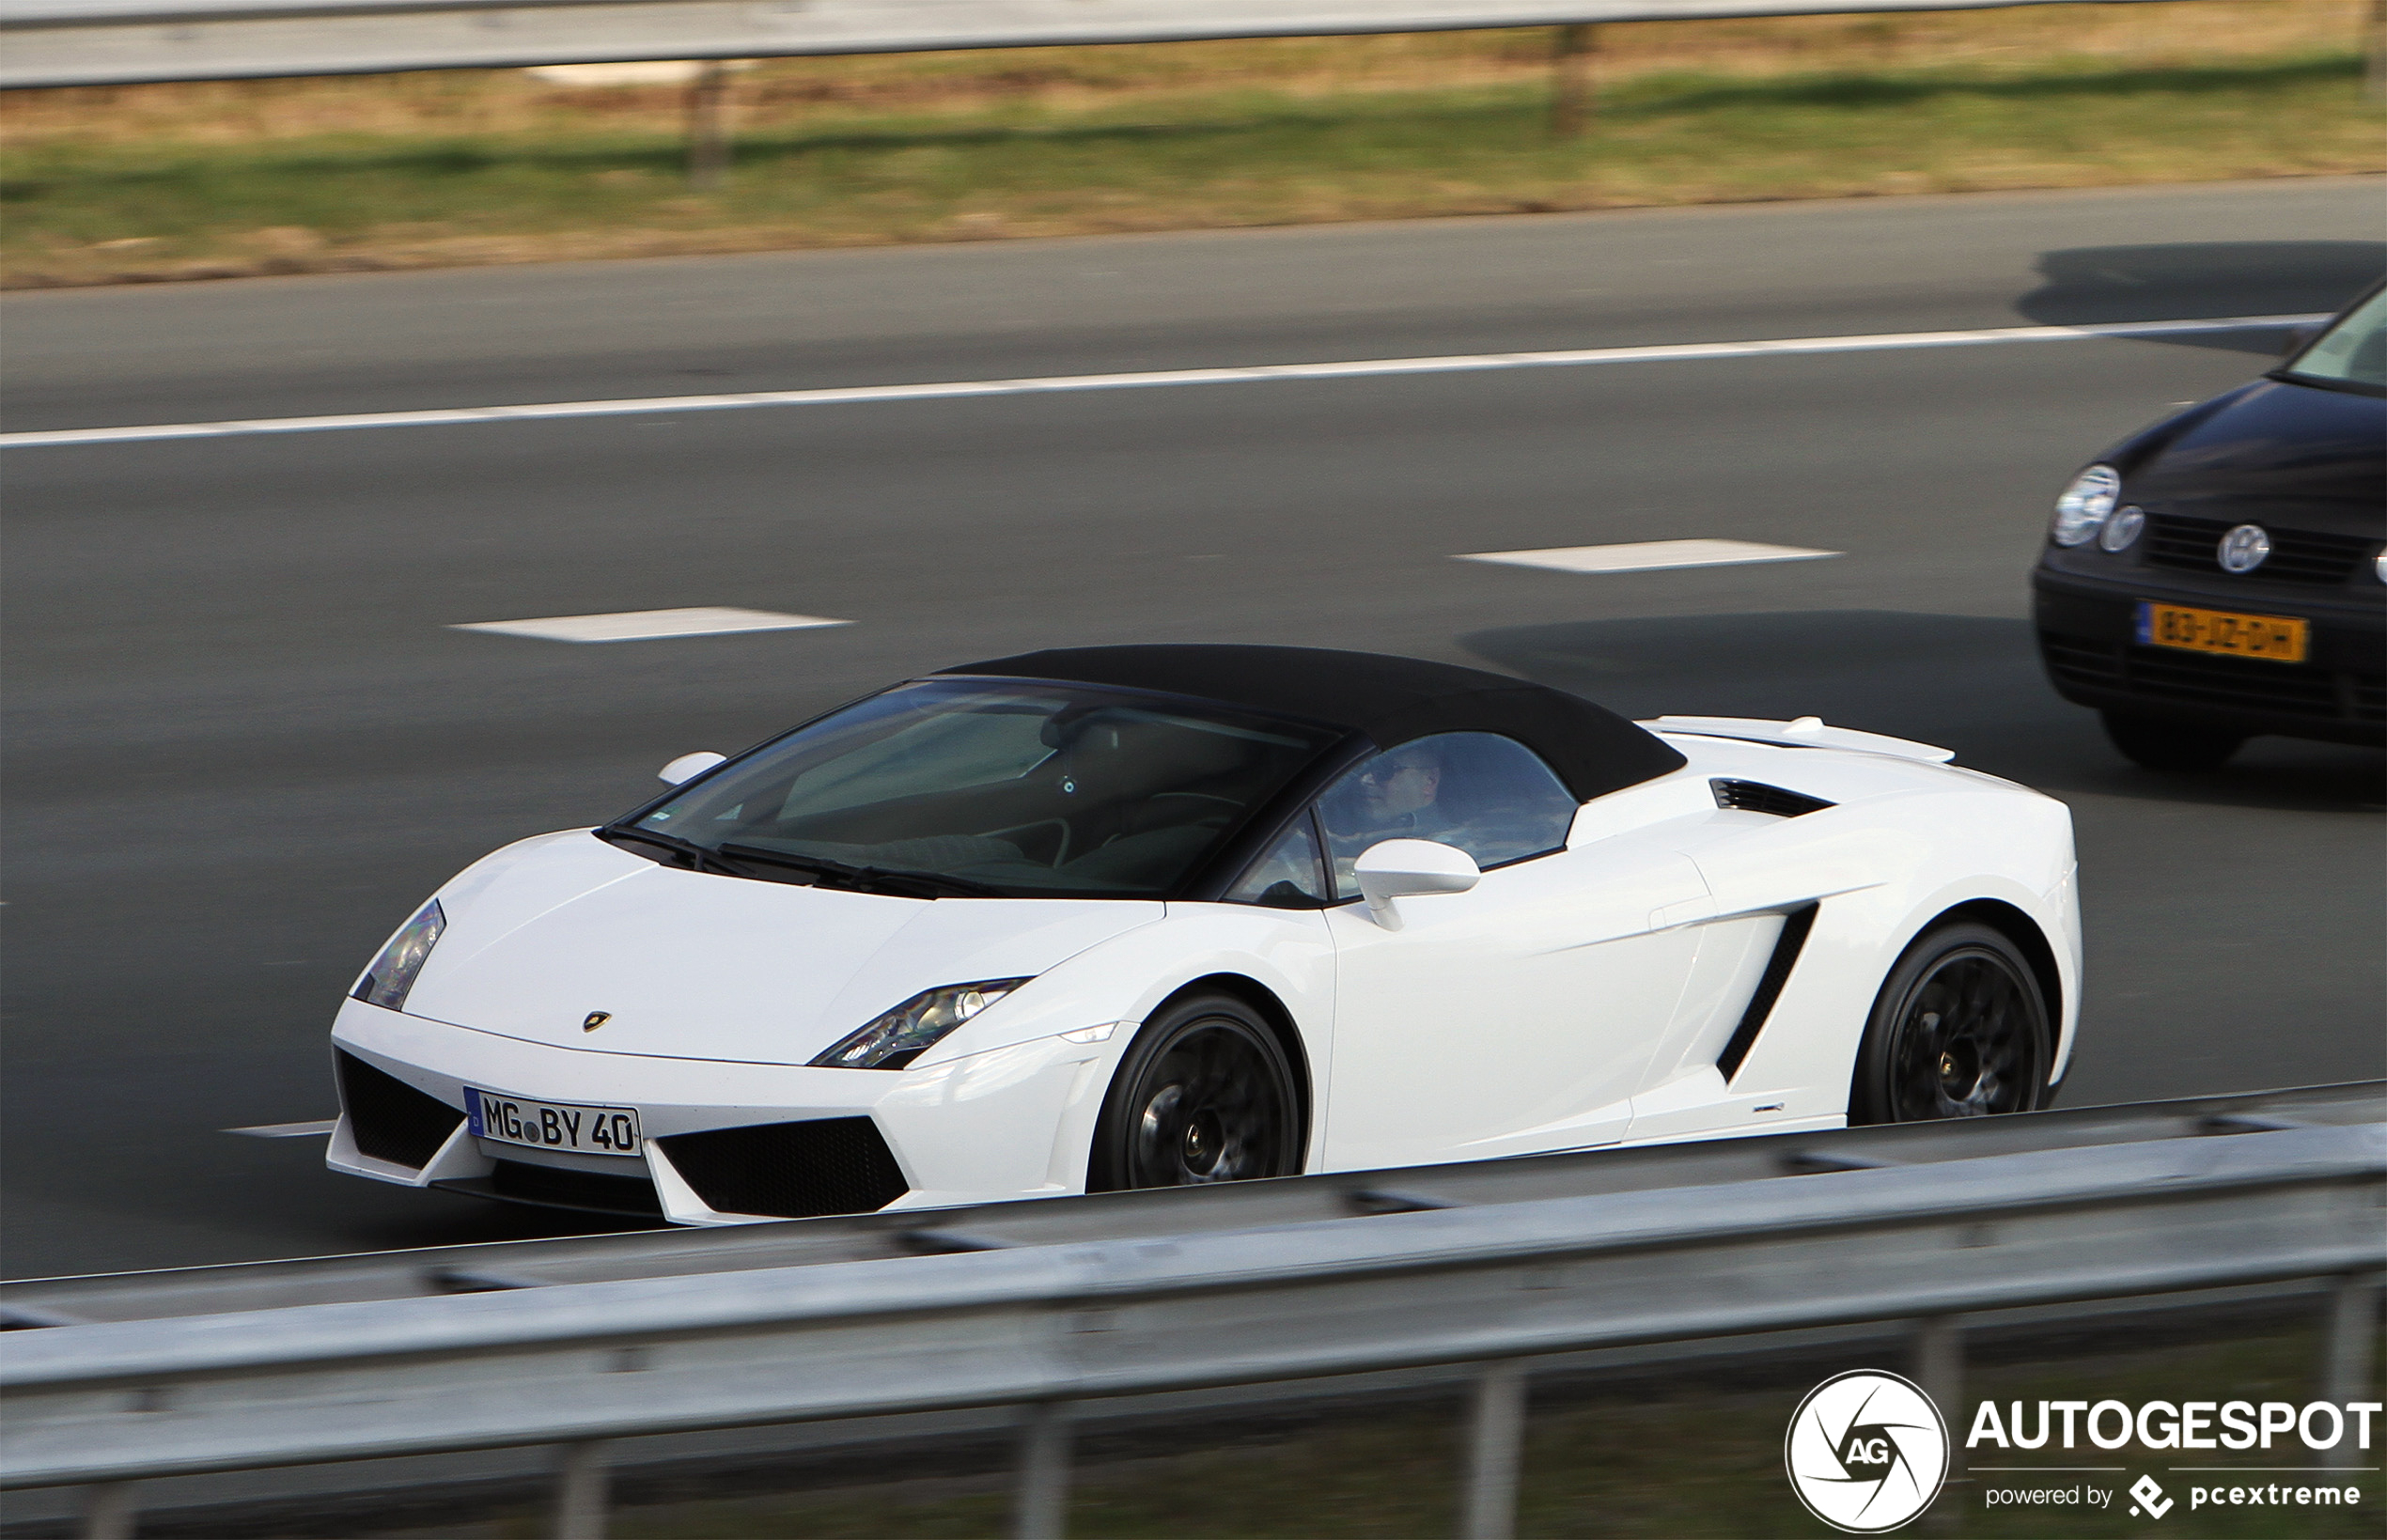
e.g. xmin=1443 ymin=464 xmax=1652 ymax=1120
xmin=1459 ymin=539 xmax=1839 ymax=574
xmin=451 ymin=607 xmax=850 ymax=643
xmin=0 ymin=313 xmax=2321 ymax=449
xmin=225 ymin=1120 xmax=337 ymax=1138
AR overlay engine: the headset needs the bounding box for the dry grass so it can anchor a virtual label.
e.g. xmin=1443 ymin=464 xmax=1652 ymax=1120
xmin=0 ymin=2 xmax=2377 ymax=287
xmin=3 ymin=1 xmax=2364 ymax=144
xmin=385 ymin=1322 xmax=2387 ymax=1538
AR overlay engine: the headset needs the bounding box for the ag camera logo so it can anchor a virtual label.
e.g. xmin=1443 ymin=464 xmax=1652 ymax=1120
xmin=1786 ymin=1370 xmax=1950 ymax=1532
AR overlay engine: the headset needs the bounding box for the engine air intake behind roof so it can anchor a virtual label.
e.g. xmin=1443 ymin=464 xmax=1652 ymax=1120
xmin=1711 ymin=779 xmax=1836 ymax=818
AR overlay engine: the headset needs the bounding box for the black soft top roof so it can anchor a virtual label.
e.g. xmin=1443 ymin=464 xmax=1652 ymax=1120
xmin=939 ymin=645 xmax=1686 ymax=802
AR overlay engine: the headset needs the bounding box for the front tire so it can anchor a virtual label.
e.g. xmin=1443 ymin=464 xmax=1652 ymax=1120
xmin=1849 ymin=922 xmax=2050 ymax=1126
xmin=2101 ymin=710 xmax=2244 ymax=772
xmin=1087 ymin=994 xmax=1300 ymax=1191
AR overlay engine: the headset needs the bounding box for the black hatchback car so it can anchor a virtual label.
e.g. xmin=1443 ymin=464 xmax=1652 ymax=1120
xmin=2032 ymin=282 xmax=2387 ymax=770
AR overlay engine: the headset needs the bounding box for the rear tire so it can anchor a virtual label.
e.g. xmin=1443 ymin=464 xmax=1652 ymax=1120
xmin=1849 ymin=922 xmax=2050 ymax=1126
xmin=2101 ymin=710 xmax=2244 ymax=772
xmin=1087 ymin=994 xmax=1300 ymax=1191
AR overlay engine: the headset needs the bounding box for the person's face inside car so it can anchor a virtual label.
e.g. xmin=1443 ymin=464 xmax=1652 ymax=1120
xmin=1354 ymin=749 xmax=1440 ymax=824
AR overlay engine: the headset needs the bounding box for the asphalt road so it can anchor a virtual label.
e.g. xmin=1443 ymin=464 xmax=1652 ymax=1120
xmin=4 ymin=178 xmax=2381 ymax=1281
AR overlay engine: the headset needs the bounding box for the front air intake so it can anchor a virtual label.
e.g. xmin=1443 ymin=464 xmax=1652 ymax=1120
xmin=659 ymin=1117 xmax=910 ymax=1219
xmin=335 ymin=1050 xmax=462 ymax=1169
xmin=490 ymin=1159 xmax=663 ymax=1217
xmin=1711 ymin=779 xmax=1835 ymax=818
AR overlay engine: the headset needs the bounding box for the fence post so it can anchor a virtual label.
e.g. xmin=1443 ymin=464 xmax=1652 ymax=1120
xmin=686 ymin=59 xmax=734 ymax=188
xmin=1014 ymin=1401 xmax=1074 ymax=1540
xmin=80 ymin=1483 xmax=136 ymax=1540
xmin=554 ymin=1439 xmax=610 ymax=1540
xmin=1913 ymin=1316 xmax=1963 ymax=1531
xmin=1550 ymin=24 xmax=1595 ymax=141
xmin=2369 ymin=0 xmax=2387 ymax=103
xmin=2322 ymin=1274 xmax=2380 ymax=1470
xmin=1460 ymin=1361 xmax=1530 ymax=1540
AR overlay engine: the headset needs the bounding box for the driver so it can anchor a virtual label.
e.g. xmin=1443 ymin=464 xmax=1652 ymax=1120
xmin=1319 ymin=741 xmax=1452 ymax=871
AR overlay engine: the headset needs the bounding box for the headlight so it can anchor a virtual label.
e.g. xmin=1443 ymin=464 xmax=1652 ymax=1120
xmin=810 ymin=978 xmax=1033 ymax=1070
xmin=2051 ymin=465 xmax=2121 ymax=546
xmin=351 ymin=900 xmax=445 ymax=1011
xmin=2098 ymin=505 xmax=2145 ymax=552
xmin=2376 ymin=550 xmax=2386 ymax=584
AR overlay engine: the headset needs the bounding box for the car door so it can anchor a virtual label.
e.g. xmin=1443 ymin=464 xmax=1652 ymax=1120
xmin=1313 ymin=734 xmax=1710 ymax=1171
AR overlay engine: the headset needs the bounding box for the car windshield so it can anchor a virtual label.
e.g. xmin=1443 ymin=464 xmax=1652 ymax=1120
xmin=2278 ymin=287 xmax=2387 ymax=393
xmin=616 ymin=678 xmax=1344 ymax=899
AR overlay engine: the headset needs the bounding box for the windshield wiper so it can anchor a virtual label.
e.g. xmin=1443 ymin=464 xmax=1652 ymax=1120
xmin=596 ymin=826 xmax=747 ymax=877
xmin=715 ymin=844 xmax=1005 ymax=899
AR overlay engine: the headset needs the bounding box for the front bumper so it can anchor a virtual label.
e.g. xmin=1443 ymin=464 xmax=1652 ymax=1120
xmin=328 ymin=999 xmax=1115 ymax=1225
xmin=2031 ymin=567 xmax=2386 ymax=745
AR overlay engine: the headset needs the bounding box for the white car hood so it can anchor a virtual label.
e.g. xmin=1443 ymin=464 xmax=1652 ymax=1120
xmin=401 ymin=832 xmax=1163 ymax=1065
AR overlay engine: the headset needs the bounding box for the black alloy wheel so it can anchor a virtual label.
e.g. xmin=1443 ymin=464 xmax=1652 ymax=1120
xmin=1849 ymin=922 xmax=2050 ymax=1126
xmin=1088 ymin=995 xmax=1301 ymax=1191
xmin=2100 ymin=710 xmax=2246 ymax=773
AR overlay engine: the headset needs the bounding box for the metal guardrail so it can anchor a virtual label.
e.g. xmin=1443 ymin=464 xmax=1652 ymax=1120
xmin=8 ymin=1081 xmax=2380 ymax=1326
xmin=5 ymin=1110 xmax=2382 ymax=1539
xmin=0 ymin=0 xmax=2218 ymax=91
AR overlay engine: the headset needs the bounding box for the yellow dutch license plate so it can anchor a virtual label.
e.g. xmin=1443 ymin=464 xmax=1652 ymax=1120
xmin=2136 ymin=601 xmax=2308 ymax=662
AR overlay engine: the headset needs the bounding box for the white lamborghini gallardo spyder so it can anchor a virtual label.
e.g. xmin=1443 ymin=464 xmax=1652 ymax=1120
xmin=329 ymin=646 xmax=2081 ymax=1223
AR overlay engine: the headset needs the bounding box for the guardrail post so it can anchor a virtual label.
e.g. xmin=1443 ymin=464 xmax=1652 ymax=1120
xmin=1014 ymin=1401 xmax=1073 ymax=1540
xmin=2369 ymin=0 xmax=2387 ymax=103
xmin=686 ymin=60 xmax=733 ymax=189
xmin=1550 ymin=24 xmax=1595 ymax=141
xmin=2322 ymin=1273 xmax=2379 ymax=1470
xmin=80 ymin=1482 xmax=136 ymax=1540
xmin=1460 ymin=1360 xmax=1529 ymax=1540
xmin=1913 ymin=1316 xmax=1963 ymax=1530
xmin=554 ymin=1439 xmax=610 ymax=1539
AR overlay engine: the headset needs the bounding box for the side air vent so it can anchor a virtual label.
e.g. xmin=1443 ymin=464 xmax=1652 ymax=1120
xmin=1716 ymin=905 xmax=1818 ymax=1083
xmin=335 ymin=1050 xmax=462 ymax=1169
xmin=1711 ymin=779 xmax=1835 ymax=818
xmin=659 ymin=1117 xmax=910 ymax=1219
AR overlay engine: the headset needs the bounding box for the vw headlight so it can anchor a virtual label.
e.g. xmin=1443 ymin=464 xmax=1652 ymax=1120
xmin=811 ymin=979 xmax=1033 ymax=1070
xmin=2098 ymin=505 xmax=2146 ymax=552
xmin=351 ymin=900 xmax=445 ymax=1011
xmin=2051 ymin=465 xmax=2121 ymax=546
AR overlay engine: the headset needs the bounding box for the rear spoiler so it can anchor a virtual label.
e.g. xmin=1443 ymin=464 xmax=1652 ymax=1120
xmin=1642 ymin=715 xmax=1956 ymax=764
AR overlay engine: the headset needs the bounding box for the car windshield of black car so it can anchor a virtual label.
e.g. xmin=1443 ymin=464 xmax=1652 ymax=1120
xmin=2280 ymin=286 xmax=2387 ymax=393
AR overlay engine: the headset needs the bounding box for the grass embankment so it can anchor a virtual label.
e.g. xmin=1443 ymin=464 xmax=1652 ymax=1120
xmin=423 ymin=1322 xmax=2383 ymax=1539
xmin=0 ymin=1 xmax=2378 ymax=287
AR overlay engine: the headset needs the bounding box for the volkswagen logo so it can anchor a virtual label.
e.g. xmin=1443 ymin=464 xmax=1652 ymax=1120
xmin=2217 ymin=523 xmax=2270 ymax=574
xmin=582 ymin=1011 xmax=613 ymax=1033
xmin=1785 ymin=1369 xmax=1949 ymax=1532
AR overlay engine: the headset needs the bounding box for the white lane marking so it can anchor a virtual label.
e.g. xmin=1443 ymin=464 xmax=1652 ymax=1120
xmin=451 ymin=607 xmax=850 ymax=643
xmin=0 ymin=313 xmax=2324 ymax=449
xmin=226 ymin=1119 xmax=337 ymax=1138
xmin=1459 ymin=539 xmax=1840 ymax=574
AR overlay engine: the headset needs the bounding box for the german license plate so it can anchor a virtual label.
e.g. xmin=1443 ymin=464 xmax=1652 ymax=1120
xmin=465 ymin=1087 xmax=642 ymax=1155
xmin=2136 ymin=601 xmax=2308 ymax=663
